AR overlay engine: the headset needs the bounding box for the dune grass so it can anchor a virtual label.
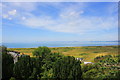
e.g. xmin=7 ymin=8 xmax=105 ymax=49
xmin=7 ymin=45 xmax=119 ymax=62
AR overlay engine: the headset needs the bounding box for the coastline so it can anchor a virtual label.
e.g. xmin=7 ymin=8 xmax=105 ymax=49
xmin=2 ymin=41 xmax=118 ymax=48
xmin=7 ymin=45 xmax=119 ymax=49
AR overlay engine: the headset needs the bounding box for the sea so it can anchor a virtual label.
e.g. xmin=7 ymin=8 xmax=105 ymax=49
xmin=1 ymin=41 xmax=119 ymax=48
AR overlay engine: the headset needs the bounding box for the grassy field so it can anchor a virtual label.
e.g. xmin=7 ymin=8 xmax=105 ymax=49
xmin=7 ymin=45 xmax=119 ymax=62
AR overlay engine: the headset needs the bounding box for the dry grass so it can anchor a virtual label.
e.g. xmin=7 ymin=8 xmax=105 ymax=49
xmin=7 ymin=45 xmax=119 ymax=62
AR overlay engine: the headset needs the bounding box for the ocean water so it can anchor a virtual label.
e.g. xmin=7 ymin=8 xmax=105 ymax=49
xmin=1 ymin=41 xmax=119 ymax=48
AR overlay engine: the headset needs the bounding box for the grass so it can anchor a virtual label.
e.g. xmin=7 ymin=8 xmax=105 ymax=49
xmin=79 ymin=53 xmax=88 ymax=55
xmin=7 ymin=45 xmax=119 ymax=62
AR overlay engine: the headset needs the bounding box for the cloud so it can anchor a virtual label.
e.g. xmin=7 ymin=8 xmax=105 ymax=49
xmin=2 ymin=2 xmax=118 ymax=42
xmin=8 ymin=17 xmax=12 ymax=20
xmin=2 ymin=2 xmax=37 ymax=20
xmin=5 ymin=2 xmax=37 ymax=12
xmin=2 ymin=9 xmax=17 ymax=20
xmin=21 ymin=10 xmax=117 ymax=34
xmin=8 ymin=9 xmax=16 ymax=15
xmin=2 ymin=2 xmax=118 ymax=35
xmin=3 ymin=14 xmax=9 ymax=19
xmin=21 ymin=16 xmax=26 ymax=20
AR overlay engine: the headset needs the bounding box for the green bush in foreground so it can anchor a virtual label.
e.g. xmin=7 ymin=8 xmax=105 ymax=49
xmin=82 ymin=55 xmax=120 ymax=80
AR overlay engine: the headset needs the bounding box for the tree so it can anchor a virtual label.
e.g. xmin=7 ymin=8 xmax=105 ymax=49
xmin=33 ymin=46 xmax=51 ymax=59
xmin=29 ymin=57 xmax=42 ymax=80
xmin=41 ymin=53 xmax=63 ymax=79
xmin=13 ymin=55 xmax=32 ymax=79
xmin=9 ymin=77 xmax=16 ymax=80
xmin=13 ymin=55 xmax=42 ymax=80
xmin=53 ymin=56 xmax=82 ymax=80
xmin=1 ymin=46 xmax=14 ymax=80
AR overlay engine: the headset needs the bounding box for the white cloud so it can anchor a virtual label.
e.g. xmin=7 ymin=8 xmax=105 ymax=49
xmin=5 ymin=2 xmax=37 ymax=12
xmin=2 ymin=14 xmax=9 ymax=19
xmin=8 ymin=9 xmax=16 ymax=15
xmin=2 ymin=2 xmax=118 ymax=35
xmin=21 ymin=16 xmax=26 ymax=20
xmin=21 ymin=10 xmax=117 ymax=34
xmin=2 ymin=2 xmax=38 ymax=21
xmin=8 ymin=17 xmax=12 ymax=20
xmin=2 ymin=9 xmax=17 ymax=20
xmin=2 ymin=2 xmax=118 ymax=42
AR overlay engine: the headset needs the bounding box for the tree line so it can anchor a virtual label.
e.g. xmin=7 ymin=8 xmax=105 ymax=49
xmin=1 ymin=46 xmax=82 ymax=80
xmin=1 ymin=46 xmax=120 ymax=80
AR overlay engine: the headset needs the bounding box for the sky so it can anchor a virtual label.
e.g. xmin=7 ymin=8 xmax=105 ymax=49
xmin=2 ymin=2 xmax=118 ymax=43
xmin=2 ymin=0 xmax=119 ymax=2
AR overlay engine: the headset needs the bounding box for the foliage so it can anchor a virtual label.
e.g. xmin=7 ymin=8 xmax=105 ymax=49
xmin=53 ymin=56 xmax=82 ymax=80
xmin=9 ymin=77 xmax=16 ymax=80
xmin=41 ymin=53 xmax=63 ymax=78
xmin=13 ymin=55 xmax=42 ymax=80
xmin=82 ymin=55 xmax=120 ymax=80
xmin=1 ymin=46 xmax=14 ymax=80
xmin=33 ymin=46 xmax=51 ymax=59
xmin=3 ymin=46 xmax=120 ymax=80
xmin=12 ymin=47 xmax=82 ymax=80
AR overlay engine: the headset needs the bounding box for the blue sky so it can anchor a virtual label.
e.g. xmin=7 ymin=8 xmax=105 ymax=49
xmin=2 ymin=2 xmax=118 ymax=43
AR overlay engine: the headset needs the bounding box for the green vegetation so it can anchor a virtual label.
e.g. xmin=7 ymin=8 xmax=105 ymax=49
xmin=1 ymin=46 xmax=14 ymax=80
xmin=2 ymin=46 xmax=82 ymax=80
xmin=8 ymin=46 xmax=119 ymax=62
xmin=80 ymin=53 xmax=88 ymax=55
xmin=82 ymin=55 xmax=120 ymax=79
xmin=13 ymin=55 xmax=42 ymax=80
xmin=33 ymin=46 xmax=51 ymax=58
xmin=1 ymin=46 xmax=119 ymax=80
